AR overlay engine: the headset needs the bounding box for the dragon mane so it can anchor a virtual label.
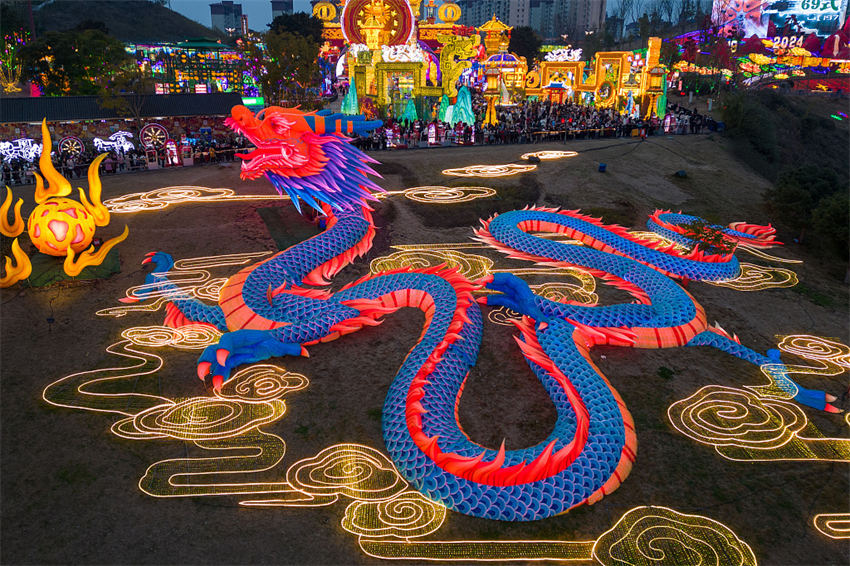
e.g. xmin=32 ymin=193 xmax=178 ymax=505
xmin=226 ymin=105 xmax=384 ymax=214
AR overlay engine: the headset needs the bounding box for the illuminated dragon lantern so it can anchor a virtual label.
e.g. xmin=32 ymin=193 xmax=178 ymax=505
xmin=133 ymin=104 xmax=840 ymax=522
xmin=1 ymin=120 xmax=129 ymax=287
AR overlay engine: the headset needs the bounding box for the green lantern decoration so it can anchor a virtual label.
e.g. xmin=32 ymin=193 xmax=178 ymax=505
xmin=400 ymin=98 xmax=418 ymax=125
xmin=438 ymin=94 xmax=450 ymax=122
xmin=452 ymin=86 xmax=475 ymax=126
xmin=341 ymin=78 xmax=359 ymax=115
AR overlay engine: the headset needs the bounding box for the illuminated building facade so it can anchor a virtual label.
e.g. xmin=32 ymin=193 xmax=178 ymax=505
xmin=130 ymin=40 xmax=259 ymax=95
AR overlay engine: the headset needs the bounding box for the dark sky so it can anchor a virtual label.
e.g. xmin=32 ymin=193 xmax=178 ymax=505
xmin=170 ymin=0 xmax=313 ymax=30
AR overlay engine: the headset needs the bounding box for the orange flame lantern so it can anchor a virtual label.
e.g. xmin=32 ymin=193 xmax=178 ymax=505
xmin=1 ymin=119 xmax=128 ymax=286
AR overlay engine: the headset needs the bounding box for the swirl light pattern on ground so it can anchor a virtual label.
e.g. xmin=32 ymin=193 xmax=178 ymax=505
xmin=403 ymin=186 xmax=496 ymax=204
xmin=442 ymin=164 xmax=537 ymax=177
xmin=521 ymin=151 xmax=578 ymax=160
xmin=43 ymin=256 xmax=761 ymax=561
xmin=708 ymin=263 xmax=798 ymax=291
xmin=668 ymin=385 xmax=850 ymax=462
xmin=96 ymin=251 xmax=272 ymax=318
xmin=591 ymin=506 xmax=757 ymax=566
xmin=370 ymin=249 xmax=494 ymax=281
xmin=105 ymin=186 xmax=286 ymax=213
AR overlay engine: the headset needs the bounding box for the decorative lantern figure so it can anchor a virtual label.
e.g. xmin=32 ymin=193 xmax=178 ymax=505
xmin=27 ymin=198 xmax=96 ymax=256
xmin=0 ymin=119 xmax=129 ymax=286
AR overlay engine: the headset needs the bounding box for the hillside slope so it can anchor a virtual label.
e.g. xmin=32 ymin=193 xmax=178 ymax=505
xmin=32 ymin=0 xmax=225 ymax=43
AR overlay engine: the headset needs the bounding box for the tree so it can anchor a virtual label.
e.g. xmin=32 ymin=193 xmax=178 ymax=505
xmin=811 ymin=191 xmax=849 ymax=261
xmin=1 ymin=3 xmax=28 ymax=37
xmin=508 ymin=26 xmax=542 ymax=63
xmin=765 ymin=165 xmax=841 ymax=242
xmin=657 ymin=0 xmax=676 ymax=26
xmin=400 ymin=98 xmax=418 ymax=124
xmin=240 ymin=29 xmax=320 ymax=108
xmin=660 ymin=38 xmax=681 ymax=66
xmin=20 ymin=28 xmax=131 ymax=95
xmin=629 ymin=0 xmax=648 ymax=27
xmin=638 ymin=13 xmax=651 ymax=41
xmin=268 ymin=13 xmax=324 ymax=43
xmin=97 ymin=66 xmax=157 ymax=127
xmin=452 ymin=86 xmax=474 ymax=126
xmin=613 ymin=0 xmax=635 ymax=40
xmin=582 ymin=30 xmax=604 ymax=58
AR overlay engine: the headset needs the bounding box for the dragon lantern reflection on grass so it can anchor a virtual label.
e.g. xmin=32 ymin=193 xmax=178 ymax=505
xmin=0 ymin=120 xmax=129 ymax=287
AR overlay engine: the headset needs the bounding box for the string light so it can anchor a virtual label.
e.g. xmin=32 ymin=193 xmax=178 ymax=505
xmin=96 ymin=251 xmax=272 ymax=318
xmin=356 ymin=506 xmax=754 ymax=564
xmin=105 ymin=186 xmax=286 ymax=213
xmin=708 ymin=263 xmax=798 ymax=291
xmin=667 ymin=335 xmax=850 ymax=463
xmin=39 ymin=202 xmax=814 ymax=561
xmin=521 ymin=151 xmax=578 ymax=160
xmin=403 ymin=186 xmax=496 ymax=204
xmin=442 ymin=164 xmax=537 ymax=177
xmin=370 ymin=249 xmax=494 ymax=281
xmin=813 ymin=513 xmax=850 ymax=539
xmin=591 ymin=506 xmax=757 ymax=566
xmin=738 ymin=244 xmax=803 ymax=264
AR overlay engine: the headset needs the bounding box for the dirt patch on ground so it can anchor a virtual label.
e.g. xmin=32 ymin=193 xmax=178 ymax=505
xmin=1 ymin=138 xmax=847 ymax=565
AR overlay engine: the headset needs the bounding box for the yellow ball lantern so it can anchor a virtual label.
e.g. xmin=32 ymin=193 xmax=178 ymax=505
xmin=27 ymin=197 xmax=97 ymax=256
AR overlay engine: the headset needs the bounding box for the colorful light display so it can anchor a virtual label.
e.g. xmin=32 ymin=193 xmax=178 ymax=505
xmin=1 ymin=120 xmax=129 ymax=286
xmin=92 ymin=131 xmax=136 ymax=154
xmin=43 ymin=300 xmax=757 ymax=561
xmin=39 ymin=112 xmax=845 ymax=558
xmin=0 ymin=138 xmax=42 ymax=162
xmin=668 ymin=334 xmax=850 ymax=462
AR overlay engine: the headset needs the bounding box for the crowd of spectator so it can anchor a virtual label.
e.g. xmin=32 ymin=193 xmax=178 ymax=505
xmin=2 ymin=100 xmax=718 ymax=185
xmin=1 ymin=131 xmax=249 ymax=187
xmin=354 ymin=96 xmax=718 ymax=151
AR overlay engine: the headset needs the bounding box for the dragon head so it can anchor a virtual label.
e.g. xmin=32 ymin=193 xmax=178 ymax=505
xmin=225 ymin=105 xmax=384 ymax=214
xmin=225 ymin=105 xmax=313 ymax=181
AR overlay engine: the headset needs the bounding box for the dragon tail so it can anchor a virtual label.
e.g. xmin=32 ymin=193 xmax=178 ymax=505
xmin=125 ymin=252 xmax=228 ymax=331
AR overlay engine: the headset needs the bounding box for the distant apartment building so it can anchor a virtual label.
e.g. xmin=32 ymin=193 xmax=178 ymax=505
xmin=209 ymin=1 xmax=242 ymax=32
xmin=457 ymin=0 xmax=531 ymax=27
xmin=530 ymin=0 xmax=556 ymax=39
xmin=271 ymin=0 xmax=293 ymax=19
xmin=457 ymin=0 xmax=508 ymax=26
xmin=456 ymin=0 xmax=602 ymax=41
xmin=553 ymin=0 xmax=606 ymax=39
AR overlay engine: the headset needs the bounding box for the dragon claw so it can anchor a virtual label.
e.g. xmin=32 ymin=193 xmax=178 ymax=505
xmin=300 ymin=346 xmax=309 ymax=358
xmin=198 ymin=361 xmax=212 ymax=380
xmin=141 ymin=257 xmax=153 ymax=265
xmin=216 ymin=348 xmax=230 ymax=366
xmin=144 ymin=251 xmax=156 ymax=257
xmin=211 ymin=375 xmax=224 ymax=391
